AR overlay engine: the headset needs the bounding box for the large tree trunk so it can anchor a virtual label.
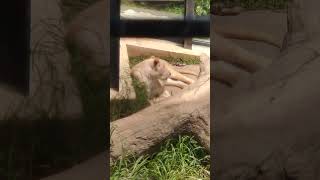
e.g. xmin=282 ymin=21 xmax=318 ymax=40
xmin=215 ymin=0 xmax=320 ymax=179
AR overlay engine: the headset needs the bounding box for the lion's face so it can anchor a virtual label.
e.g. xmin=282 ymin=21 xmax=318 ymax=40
xmin=151 ymin=57 xmax=171 ymax=80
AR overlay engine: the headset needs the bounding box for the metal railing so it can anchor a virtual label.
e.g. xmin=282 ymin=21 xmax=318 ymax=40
xmin=110 ymin=0 xmax=210 ymax=89
xmin=129 ymin=0 xmax=196 ymax=49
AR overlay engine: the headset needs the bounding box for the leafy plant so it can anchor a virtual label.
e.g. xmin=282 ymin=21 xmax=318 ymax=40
xmin=213 ymin=0 xmax=288 ymax=9
xmin=195 ymin=0 xmax=211 ymax=16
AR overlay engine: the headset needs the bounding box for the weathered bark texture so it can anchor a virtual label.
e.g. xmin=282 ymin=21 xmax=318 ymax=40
xmin=213 ymin=10 xmax=287 ymax=48
xmin=65 ymin=0 xmax=109 ymax=82
xmin=214 ymin=0 xmax=320 ymax=179
xmin=213 ymin=32 xmax=273 ymax=72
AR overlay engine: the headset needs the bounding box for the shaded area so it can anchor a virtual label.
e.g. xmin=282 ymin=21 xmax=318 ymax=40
xmin=0 ymin=0 xmax=30 ymax=94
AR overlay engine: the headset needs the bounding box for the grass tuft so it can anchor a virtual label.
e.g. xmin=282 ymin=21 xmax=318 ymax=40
xmin=129 ymin=55 xmax=200 ymax=68
xmin=110 ymin=77 xmax=150 ymax=122
xmin=111 ymin=135 xmax=210 ymax=180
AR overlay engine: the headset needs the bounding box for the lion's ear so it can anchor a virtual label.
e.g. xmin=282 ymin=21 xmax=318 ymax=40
xmin=153 ymin=58 xmax=159 ymax=67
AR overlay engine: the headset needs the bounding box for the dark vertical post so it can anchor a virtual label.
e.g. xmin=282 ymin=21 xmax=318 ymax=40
xmin=0 ymin=0 xmax=30 ymax=95
xmin=25 ymin=0 xmax=31 ymax=95
xmin=184 ymin=0 xmax=194 ymax=49
xmin=110 ymin=0 xmax=120 ymax=90
xmin=106 ymin=1 xmax=110 ymax=177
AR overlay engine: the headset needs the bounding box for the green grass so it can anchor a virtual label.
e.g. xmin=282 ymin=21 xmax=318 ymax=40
xmin=110 ymin=56 xmax=150 ymax=122
xmin=111 ymin=135 xmax=210 ymax=180
xmin=122 ymin=0 xmax=210 ymax=16
xmin=123 ymin=0 xmax=288 ymax=18
xmin=214 ymin=0 xmax=289 ymax=10
xmin=129 ymin=56 xmax=200 ymax=67
xmin=110 ymin=78 xmax=150 ymax=122
xmin=122 ymin=0 xmax=185 ymax=16
xmin=163 ymin=4 xmax=184 ymax=15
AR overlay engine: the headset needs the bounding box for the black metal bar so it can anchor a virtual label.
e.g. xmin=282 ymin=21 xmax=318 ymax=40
xmin=184 ymin=0 xmax=195 ymax=49
xmin=131 ymin=0 xmax=183 ymax=1
xmin=111 ymin=20 xmax=210 ymax=37
xmin=0 ymin=0 xmax=30 ymax=95
xmin=110 ymin=0 xmax=121 ymax=90
xmin=184 ymin=0 xmax=195 ymax=19
xmin=25 ymin=0 xmax=31 ymax=95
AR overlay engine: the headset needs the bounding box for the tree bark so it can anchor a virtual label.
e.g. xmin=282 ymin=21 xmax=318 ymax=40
xmin=214 ymin=0 xmax=320 ymax=178
xmin=212 ymin=32 xmax=273 ymax=72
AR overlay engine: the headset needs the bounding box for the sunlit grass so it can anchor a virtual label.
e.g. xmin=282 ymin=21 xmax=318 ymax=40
xmin=129 ymin=56 xmax=200 ymax=68
xmin=110 ymin=77 xmax=149 ymax=122
xmin=111 ymin=136 xmax=210 ymax=180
